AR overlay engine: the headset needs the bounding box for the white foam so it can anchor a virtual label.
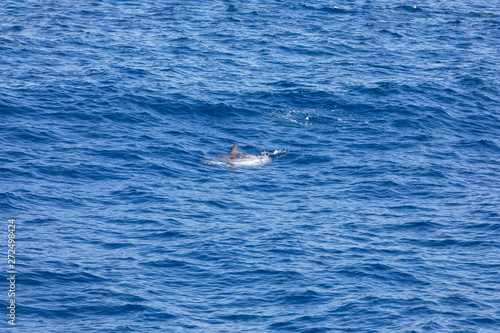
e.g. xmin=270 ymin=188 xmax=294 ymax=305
xmin=200 ymin=154 xmax=271 ymax=168
xmin=229 ymin=155 xmax=271 ymax=167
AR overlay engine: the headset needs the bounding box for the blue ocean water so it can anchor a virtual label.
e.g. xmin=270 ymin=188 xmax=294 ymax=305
xmin=1 ymin=0 xmax=499 ymax=331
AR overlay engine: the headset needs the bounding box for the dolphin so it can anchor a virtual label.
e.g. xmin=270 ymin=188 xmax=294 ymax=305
xmin=215 ymin=143 xmax=260 ymax=161
xmin=206 ymin=143 xmax=271 ymax=167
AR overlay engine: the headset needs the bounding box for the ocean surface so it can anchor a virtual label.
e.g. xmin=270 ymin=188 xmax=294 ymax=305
xmin=1 ymin=0 xmax=499 ymax=332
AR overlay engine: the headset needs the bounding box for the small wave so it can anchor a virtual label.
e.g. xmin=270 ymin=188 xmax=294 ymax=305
xmin=396 ymin=5 xmax=423 ymax=13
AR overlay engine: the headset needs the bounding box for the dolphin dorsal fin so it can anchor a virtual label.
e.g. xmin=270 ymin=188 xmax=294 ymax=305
xmin=229 ymin=143 xmax=239 ymax=153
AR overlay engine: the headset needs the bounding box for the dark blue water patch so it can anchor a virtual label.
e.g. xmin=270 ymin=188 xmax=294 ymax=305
xmin=34 ymin=163 xmax=128 ymax=182
xmin=379 ymin=28 xmax=404 ymax=38
xmin=143 ymin=258 xmax=190 ymax=268
xmin=145 ymin=230 xmax=185 ymax=240
xmin=21 ymin=270 xmax=108 ymax=286
xmin=465 ymin=12 xmax=497 ymax=18
xmin=143 ymin=311 xmax=177 ymax=321
xmin=101 ymin=241 xmax=135 ymax=249
xmin=337 ymin=263 xmax=428 ymax=286
xmin=20 ymin=306 xmax=83 ymax=320
xmin=63 ymin=302 xmax=150 ymax=317
xmin=389 ymin=220 xmax=444 ymax=232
